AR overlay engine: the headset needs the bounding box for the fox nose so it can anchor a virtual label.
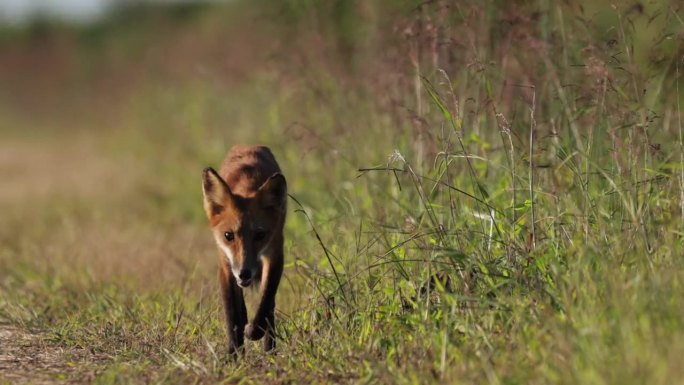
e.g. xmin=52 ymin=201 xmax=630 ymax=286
xmin=238 ymin=270 xmax=252 ymax=282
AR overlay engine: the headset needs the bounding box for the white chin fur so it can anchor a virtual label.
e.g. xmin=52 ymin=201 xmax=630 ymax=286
xmin=218 ymin=239 xmax=271 ymax=283
xmin=219 ymin=243 xmax=235 ymax=265
xmin=219 ymin=243 xmax=250 ymax=283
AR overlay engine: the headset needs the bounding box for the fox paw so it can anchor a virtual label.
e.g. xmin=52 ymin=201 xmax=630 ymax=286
xmin=245 ymin=323 xmax=266 ymax=341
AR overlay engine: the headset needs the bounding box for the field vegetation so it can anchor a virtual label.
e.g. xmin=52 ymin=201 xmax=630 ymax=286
xmin=1 ymin=1 xmax=683 ymax=383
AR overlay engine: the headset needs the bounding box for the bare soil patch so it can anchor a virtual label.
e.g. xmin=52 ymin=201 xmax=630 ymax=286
xmin=0 ymin=323 xmax=113 ymax=384
xmin=0 ymin=324 xmax=71 ymax=384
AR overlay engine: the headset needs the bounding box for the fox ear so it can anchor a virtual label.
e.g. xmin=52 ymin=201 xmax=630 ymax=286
xmin=258 ymin=173 xmax=287 ymax=211
xmin=202 ymin=167 xmax=233 ymax=219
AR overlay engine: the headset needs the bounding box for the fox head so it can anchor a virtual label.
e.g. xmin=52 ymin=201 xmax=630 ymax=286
xmin=202 ymin=167 xmax=287 ymax=287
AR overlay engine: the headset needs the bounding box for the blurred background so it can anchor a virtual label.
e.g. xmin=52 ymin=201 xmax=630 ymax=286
xmin=0 ymin=0 xmax=111 ymax=24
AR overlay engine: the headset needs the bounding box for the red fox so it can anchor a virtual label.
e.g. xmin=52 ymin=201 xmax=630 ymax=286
xmin=201 ymin=145 xmax=286 ymax=354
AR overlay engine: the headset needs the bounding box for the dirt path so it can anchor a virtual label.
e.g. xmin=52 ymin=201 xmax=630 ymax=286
xmin=0 ymin=136 xmax=136 ymax=204
xmin=0 ymin=136 xmax=124 ymax=383
xmin=0 ymin=324 xmax=71 ymax=384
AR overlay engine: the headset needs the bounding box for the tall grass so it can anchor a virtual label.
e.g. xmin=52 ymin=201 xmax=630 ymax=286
xmin=0 ymin=0 xmax=683 ymax=383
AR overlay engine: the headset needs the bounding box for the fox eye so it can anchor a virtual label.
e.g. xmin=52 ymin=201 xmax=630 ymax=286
xmin=224 ymin=232 xmax=235 ymax=241
xmin=254 ymin=230 xmax=267 ymax=242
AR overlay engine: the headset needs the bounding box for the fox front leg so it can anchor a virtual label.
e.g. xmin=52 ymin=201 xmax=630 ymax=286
xmin=244 ymin=255 xmax=282 ymax=351
xmin=220 ymin=265 xmax=247 ymax=356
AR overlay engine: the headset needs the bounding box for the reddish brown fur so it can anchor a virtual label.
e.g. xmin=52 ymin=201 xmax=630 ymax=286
xmin=220 ymin=145 xmax=281 ymax=197
xmin=202 ymin=145 xmax=286 ymax=355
